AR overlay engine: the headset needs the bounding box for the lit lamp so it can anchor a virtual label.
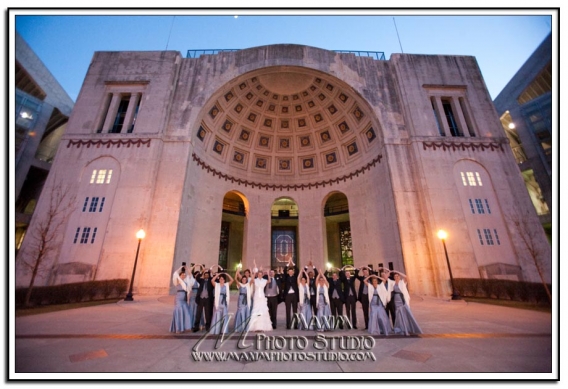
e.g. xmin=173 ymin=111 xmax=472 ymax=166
xmin=326 ymin=262 xmax=332 ymax=271
xmin=508 ymin=122 xmax=516 ymax=129
xmin=437 ymin=229 xmax=461 ymax=300
xmin=124 ymin=229 xmax=146 ymax=301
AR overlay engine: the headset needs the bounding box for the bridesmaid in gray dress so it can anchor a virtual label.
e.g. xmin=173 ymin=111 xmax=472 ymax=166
xmin=234 ymin=273 xmax=252 ymax=332
xmin=391 ymin=272 xmax=422 ymax=335
xmin=364 ymin=275 xmax=392 ymax=336
xmin=210 ymin=273 xmax=234 ymax=335
xmin=297 ymin=268 xmax=312 ymax=330
xmin=170 ymin=266 xmax=192 ymax=333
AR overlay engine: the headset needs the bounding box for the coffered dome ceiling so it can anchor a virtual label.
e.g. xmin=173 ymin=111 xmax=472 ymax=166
xmin=193 ymin=67 xmax=382 ymax=185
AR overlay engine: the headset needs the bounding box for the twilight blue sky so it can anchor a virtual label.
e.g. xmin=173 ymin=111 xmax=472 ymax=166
xmin=14 ymin=10 xmax=553 ymax=102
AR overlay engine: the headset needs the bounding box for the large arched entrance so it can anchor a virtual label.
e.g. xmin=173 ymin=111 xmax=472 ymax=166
xmin=323 ymin=192 xmax=353 ymax=268
xmin=270 ymin=197 xmax=299 ymax=269
xmin=218 ymin=191 xmax=248 ymax=271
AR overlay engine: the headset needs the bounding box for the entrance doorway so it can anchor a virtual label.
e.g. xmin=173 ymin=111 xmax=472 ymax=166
xmin=324 ymin=192 xmax=353 ymax=268
xmin=270 ymin=197 xmax=299 ymax=269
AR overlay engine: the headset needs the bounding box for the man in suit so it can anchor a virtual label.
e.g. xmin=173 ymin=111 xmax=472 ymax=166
xmin=264 ymin=268 xmax=282 ymax=329
xmin=355 ymin=266 xmax=372 ymax=329
xmin=341 ymin=269 xmax=358 ymax=329
xmin=193 ymin=270 xmax=214 ymax=332
xmin=325 ymin=269 xmax=345 ymax=327
xmin=306 ymin=262 xmax=318 ymax=316
xmin=281 ymin=260 xmax=299 ymax=329
xmin=380 ymin=268 xmax=396 ymax=326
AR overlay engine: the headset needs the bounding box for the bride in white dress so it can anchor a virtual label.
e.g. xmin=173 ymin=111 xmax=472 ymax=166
xmin=247 ymin=268 xmax=273 ymax=332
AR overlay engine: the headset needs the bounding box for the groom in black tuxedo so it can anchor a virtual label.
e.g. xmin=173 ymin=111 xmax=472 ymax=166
xmin=281 ymin=260 xmax=299 ymax=329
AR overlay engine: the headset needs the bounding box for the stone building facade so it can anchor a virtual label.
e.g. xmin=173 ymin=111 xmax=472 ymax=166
xmin=16 ymin=44 xmax=551 ymax=297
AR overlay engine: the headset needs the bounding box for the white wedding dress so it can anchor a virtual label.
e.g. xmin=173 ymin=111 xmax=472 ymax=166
xmin=247 ymin=278 xmax=273 ymax=332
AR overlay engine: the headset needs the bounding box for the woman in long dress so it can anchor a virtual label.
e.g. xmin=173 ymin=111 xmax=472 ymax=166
xmin=247 ymin=268 xmax=273 ymax=332
xmin=170 ymin=266 xmax=193 ymax=333
xmin=233 ymin=272 xmax=252 ymax=332
xmin=391 ymin=272 xmax=422 ymax=335
xmin=297 ymin=268 xmax=312 ymax=330
xmin=364 ymin=275 xmax=392 ymax=336
xmin=209 ymin=272 xmax=234 ymax=335
xmin=187 ymin=265 xmax=201 ymax=330
xmin=315 ymin=270 xmax=331 ymax=331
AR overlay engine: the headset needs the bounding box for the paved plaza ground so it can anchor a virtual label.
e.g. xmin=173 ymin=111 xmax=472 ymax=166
xmin=12 ymin=292 xmax=556 ymax=381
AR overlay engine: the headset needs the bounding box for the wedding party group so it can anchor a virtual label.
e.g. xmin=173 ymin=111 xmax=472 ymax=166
xmin=169 ymin=259 xmax=422 ymax=336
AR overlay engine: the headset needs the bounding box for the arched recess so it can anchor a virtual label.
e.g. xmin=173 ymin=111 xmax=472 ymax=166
xmin=322 ymin=192 xmax=353 ymax=269
xmin=453 ymin=159 xmax=521 ymax=280
xmin=58 ymin=155 xmax=121 ymax=283
xmin=270 ymin=197 xmax=299 ymax=269
xmin=219 ymin=191 xmax=249 ymax=271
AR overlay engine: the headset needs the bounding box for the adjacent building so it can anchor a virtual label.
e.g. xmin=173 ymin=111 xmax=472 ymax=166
xmin=15 ymin=32 xmax=74 ymax=253
xmin=15 ymin=44 xmax=551 ymax=297
xmin=493 ymin=33 xmax=552 ymax=239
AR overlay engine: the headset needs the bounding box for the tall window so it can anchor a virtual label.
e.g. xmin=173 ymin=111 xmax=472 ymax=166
xmin=442 ymin=99 xmax=461 ymax=137
xmin=127 ymin=97 xmax=141 ymax=133
xmin=88 ymin=197 xmax=99 ymax=212
xmin=110 ymin=94 xmax=131 ymax=133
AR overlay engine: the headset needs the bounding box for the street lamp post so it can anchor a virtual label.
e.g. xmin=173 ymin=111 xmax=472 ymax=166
xmin=437 ymin=230 xmax=461 ymax=300
xmin=124 ymin=229 xmax=146 ymax=301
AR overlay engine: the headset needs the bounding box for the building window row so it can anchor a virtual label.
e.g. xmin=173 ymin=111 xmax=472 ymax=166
xmin=82 ymin=196 xmax=106 ymax=213
xmin=90 ymin=169 xmax=113 ymax=184
xmin=476 ymin=228 xmax=501 ymax=246
xmin=73 ymin=227 xmax=98 ymax=244
xmin=461 ymin=171 xmax=483 ymax=186
xmin=468 ymin=198 xmax=491 ymax=214
xmin=96 ymin=92 xmax=142 ymax=134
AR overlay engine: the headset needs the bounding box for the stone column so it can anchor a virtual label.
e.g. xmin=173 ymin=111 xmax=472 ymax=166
xmin=123 ymin=93 xmax=141 ymax=133
xmin=100 ymin=93 xmax=121 ymax=133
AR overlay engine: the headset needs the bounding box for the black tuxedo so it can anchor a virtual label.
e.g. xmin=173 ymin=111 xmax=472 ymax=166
xmin=264 ymin=273 xmax=283 ymax=328
xmin=354 ymin=269 xmax=374 ymax=329
xmin=193 ymin=275 xmax=214 ymax=331
xmin=307 ymin=268 xmax=318 ymax=315
xmin=282 ymin=266 xmax=299 ymax=329
xmin=325 ymin=271 xmax=345 ymax=320
xmin=341 ymin=272 xmax=358 ymax=328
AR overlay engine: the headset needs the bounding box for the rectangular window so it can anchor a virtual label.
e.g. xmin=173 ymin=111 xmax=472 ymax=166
xmin=106 ymin=170 xmax=113 ymax=184
xmin=91 ymin=227 xmax=98 ymax=244
xmin=475 ymin=199 xmax=485 ymax=214
xmin=89 ymin=197 xmax=99 ymax=212
xmin=476 ymin=229 xmax=484 ymax=245
xmin=483 ymin=228 xmax=494 ymax=245
xmin=468 ymin=199 xmax=475 ymax=214
xmin=73 ymin=227 xmax=81 ymax=244
xmin=99 ymin=197 xmax=106 ymax=212
xmin=90 ymin=170 xmax=97 ymax=184
xmin=80 ymin=227 xmax=91 ymax=244
xmin=476 ymin=172 xmax=483 ymax=186
xmin=127 ymin=97 xmax=141 ymax=133
xmin=485 ymin=199 xmax=491 ymax=214
xmin=110 ymin=94 xmax=131 ymax=133
xmin=82 ymin=197 xmax=89 ymax=212
xmin=493 ymin=229 xmax=501 ymax=245
xmin=442 ymin=99 xmax=461 ymax=137
xmin=467 ymin=172 xmax=477 ymax=186
xmin=96 ymin=170 xmax=106 ymax=184
xmin=461 ymin=172 xmax=467 ymax=186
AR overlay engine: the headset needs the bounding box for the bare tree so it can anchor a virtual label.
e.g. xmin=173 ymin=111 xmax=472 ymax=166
xmin=18 ymin=178 xmax=76 ymax=306
xmin=508 ymin=211 xmax=552 ymax=304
